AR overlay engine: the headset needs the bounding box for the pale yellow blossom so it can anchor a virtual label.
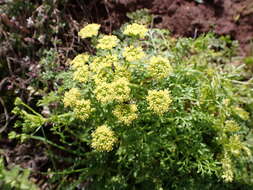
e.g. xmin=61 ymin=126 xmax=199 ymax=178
xmin=113 ymin=104 xmax=138 ymax=125
xmin=146 ymin=89 xmax=172 ymax=115
xmin=224 ymin=135 xmax=244 ymax=156
xmin=224 ymin=120 xmax=240 ymax=133
xmin=78 ymin=24 xmax=100 ymax=39
xmin=233 ymin=106 xmax=250 ymax=120
xmin=73 ymin=99 xmax=93 ymax=121
xmin=148 ymin=56 xmax=173 ymax=80
xmin=123 ymin=46 xmax=145 ymax=62
xmin=91 ymin=125 xmax=117 ymax=152
xmin=63 ymin=88 xmax=81 ymax=107
xmin=123 ymin=23 xmax=148 ymax=38
xmin=70 ymin=54 xmax=89 ymax=69
xmin=94 ymin=78 xmax=131 ymax=104
xmin=110 ymin=78 xmax=131 ymax=103
xmin=94 ymin=81 xmax=114 ymax=104
xmin=221 ymin=154 xmax=234 ymax=182
xmin=73 ymin=65 xmax=90 ymax=83
xmin=97 ymin=35 xmax=119 ymax=50
xmin=90 ymin=55 xmax=118 ymax=72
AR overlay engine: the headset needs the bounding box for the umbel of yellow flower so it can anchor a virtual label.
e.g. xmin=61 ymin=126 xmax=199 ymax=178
xmin=70 ymin=54 xmax=89 ymax=69
xmin=91 ymin=125 xmax=117 ymax=152
xmin=110 ymin=77 xmax=131 ymax=103
xmin=232 ymin=106 xmax=250 ymax=120
xmin=73 ymin=99 xmax=93 ymax=121
xmin=96 ymin=35 xmax=119 ymax=50
xmin=114 ymin=65 xmax=131 ymax=80
xmin=224 ymin=120 xmax=240 ymax=133
xmin=113 ymin=104 xmax=138 ymax=125
xmin=78 ymin=23 xmax=100 ymax=39
xmin=224 ymin=135 xmax=244 ymax=156
xmin=122 ymin=46 xmax=145 ymax=62
xmin=90 ymin=55 xmax=118 ymax=73
xmin=221 ymin=154 xmax=234 ymax=182
xmin=63 ymin=88 xmax=81 ymax=107
xmin=148 ymin=56 xmax=173 ymax=80
xmin=73 ymin=65 xmax=90 ymax=83
xmin=94 ymin=78 xmax=131 ymax=104
xmin=146 ymin=89 xmax=172 ymax=115
xmin=123 ymin=23 xmax=148 ymax=38
xmin=94 ymin=81 xmax=112 ymax=104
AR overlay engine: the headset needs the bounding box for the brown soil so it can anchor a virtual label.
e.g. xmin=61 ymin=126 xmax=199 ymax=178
xmin=104 ymin=0 xmax=253 ymax=55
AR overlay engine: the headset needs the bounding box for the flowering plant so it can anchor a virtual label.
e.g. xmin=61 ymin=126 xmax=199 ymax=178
xmin=12 ymin=23 xmax=253 ymax=189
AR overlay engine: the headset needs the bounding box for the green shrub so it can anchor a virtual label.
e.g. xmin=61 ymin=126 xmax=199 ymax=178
xmin=12 ymin=23 xmax=253 ymax=189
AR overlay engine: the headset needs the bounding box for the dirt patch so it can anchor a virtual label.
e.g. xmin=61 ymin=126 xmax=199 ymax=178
xmin=104 ymin=0 xmax=253 ymax=55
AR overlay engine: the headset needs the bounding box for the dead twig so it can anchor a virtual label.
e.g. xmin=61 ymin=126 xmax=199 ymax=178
xmin=0 ymin=13 xmax=30 ymax=34
xmin=0 ymin=96 xmax=9 ymax=133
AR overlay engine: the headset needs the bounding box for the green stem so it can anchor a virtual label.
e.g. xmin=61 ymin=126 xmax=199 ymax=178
xmin=20 ymin=101 xmax=44 ymax=118
xmin=41 ymin=168 xmax=88 ymax=175
xmin=28 ymin=135 xmax=82 ymax=156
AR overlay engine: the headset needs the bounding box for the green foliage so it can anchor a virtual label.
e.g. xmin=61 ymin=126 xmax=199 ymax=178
xmin=0 ymin=157 xmax=37 ymax=190
xmin=126 ymin=9 xmax=153 ymax=25
xmin=11 ymin=23 xmax=253 ymax=189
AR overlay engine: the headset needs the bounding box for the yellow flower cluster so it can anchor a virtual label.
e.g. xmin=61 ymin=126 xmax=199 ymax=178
xmin=113 ymin=104 xmax=138 ymax=125
xmin=91 ymin=55 xmax=118 ymax=72
xmin=146 ymin=89 xmax=172 ymax=115
xmin=148 ymin=56 xmax=173 ymax=80
xmin=73 ymin=65 xmax=90 ymax=83
xmin=73 ymin=99 xmax=93 ymax=121
xmin=233 ymin=106 xmax=250 ymax=120
xmin=123 ymin=23 xmax=148 ymax=38
xmin=63 ymin=88 xmax=93 ymax=120
xmin=224 ymin=135 xmax=244 ymax=156
xmin=94 ymin=81 xmax=112 ymax=104
xmin=110 ymin=78 xmax=131 ymax=103
xmin=221 ymin=154 xmax=233 ymax=182
xmin=78 ymin=23 xmax=100 ymax=39
xmin=97 ymin=35 xmax=119 ymax=50
xmin=94 ymin=78 xmax=131 ymax=104
xmin=91 ymin=125 xmax=117 ymax=152
xmin=70 ymin=54 xmax=89 ymax=69
xmin=123 ymin=46 xmax=145 ymax=62
xmin=63 ymin=88 xmax=81 ymax=107
xmin=224 ymin=120 xmax=240 ymax=133
xmin=114 ymin=66 xmax=131 ymax=80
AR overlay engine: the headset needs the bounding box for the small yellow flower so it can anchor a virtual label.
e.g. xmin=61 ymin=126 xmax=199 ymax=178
xmin=78 ymin=23 xmax=100 ymax=39
xmin=148 ymin=56 xmax=173 ymax=80
xmin=73 ymin=99 xmax=93 ymax=121
xmin=221 ymin=154 xmax=233 ymax=182
xmin=113 ymin=104 xmax=138 ymax=125
xmin=224 ymin=120 xmax=240 ymax=133
xmin=94 ymin=78 xmax=131 ymax=104
xmin=224 ymin=135 xmax=244 ymax=156
xmin=96 ymin=35 xmax=119 ymax=50
xmin=232 ymin=106 xmax=250 ymax=120
xmin=70 ymin=54 xmax=89 ymax=69
xmin=73 ymin=65 xmax=90 ymax=83
xmin=114 ymin=66 xmax=131 ymax=80
xmin=94 ymin=81 xmax=112 ymax=104
xmin=91 ymin=125 xmax=117 ymax=152
xmin=110 ymin=78 xmax=131 ymax=103
xmin=146 ymin=89 xmax=172 ymax=115
xmin=122 ymin=46 xmax=145 ymax=62
xmin=63 ymin=88 xmax=81 ymax=107
xmin=123 ymin=23 xmax=148 ymax=38
xmin=91 ymin=55 xmax=118 ymax=72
